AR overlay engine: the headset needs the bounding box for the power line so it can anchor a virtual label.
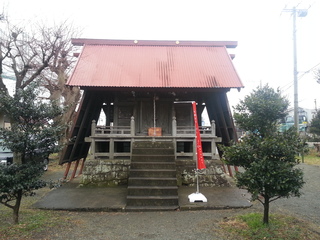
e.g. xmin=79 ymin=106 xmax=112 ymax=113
xmin=280 ymin=61 xmax=320 ymax=94
xmin=298 ymin=62 xmax=320 ymax=80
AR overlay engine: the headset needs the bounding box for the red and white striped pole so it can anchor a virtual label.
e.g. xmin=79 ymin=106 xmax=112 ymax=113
xmin=174 ymin=101 xmax=208 ymax=202
xmin=192 ymin=101 xmax=206 ymax=170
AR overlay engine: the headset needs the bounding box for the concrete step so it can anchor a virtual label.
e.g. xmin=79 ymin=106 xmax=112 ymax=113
xmin=125 ymin=205 xmax=179 ymax=212
xmin=131 ymin=162 xmax=176 ymax=169
xmin=127 ymin=141 xmax=178 ymax=208
xmin=128 ymin=177 xmax=177 ymax=186
xmin=128 ymin=186 xmax=178 ymax=196
xmin=126 ymin=195 xmax=179 ymax=206
xmin=131 ymin=155 xmax=175 ymax=162
xmin=129 ymin=169 xmax=176 ymax=178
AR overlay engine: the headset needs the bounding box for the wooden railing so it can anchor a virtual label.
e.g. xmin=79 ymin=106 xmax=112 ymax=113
xmin=94 ymin=126 xmax=131 ymax=135
xmin=86 ymin=117 xmax=236 ymax=176
xmin=175 ymin=126 xmax=214 ymax=135
xmin=88 ymin=117 xmax=220 ymax=161
xmin=91 ymin=116 xmax=135 ymax=137
xmin=91 ymin=116 xmax=217 ymax=137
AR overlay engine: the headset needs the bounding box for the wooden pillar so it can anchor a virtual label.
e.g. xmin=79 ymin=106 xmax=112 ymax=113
xmin=70 ymin=159 xmax=80 ymax=180
xmin=227 ymin=165 xmax=233 ymax=177
xmin=91 ymin=120 xmax=96 ymax=136
xmin=172 ymin=117 xmax=177 ymax=159
xmin=91 ymin=120 xmax=96 ymax=159
xmin=211 ymin=139 xmax=215 ymax=160
xmin=172 ymin=117 xmax=177 ymax=136
xmin=130 ymin=116 xmax=135 ymax=136
xmin=63 ymin=162 xmax=72 ymax=180
xmin=110 ymin=138 xmax=114 ymax=159
xmin=79 ymin=158 xmax=86 ymax=175
xmin=211 ymin=120 xmax=216 ymax=136
xmin=222 ymin=164 xmax=227 ymax=174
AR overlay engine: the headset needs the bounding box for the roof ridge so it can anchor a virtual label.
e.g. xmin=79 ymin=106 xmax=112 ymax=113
xmin=71 ymin=38 xmax=237 ymax=48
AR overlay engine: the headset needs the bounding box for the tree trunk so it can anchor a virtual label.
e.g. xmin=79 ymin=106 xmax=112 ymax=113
xmin=61 ymin=85 xmax=81 ymax=144
xmin=0 ymin=80 xmax=9 ymax=93
xmin=263 ymin=195 xmax=270 ymax=225
xmin=46 ymin=69 xmax=81 ymax=146
xmin=13 ymin=190 xmax=23 ymax=224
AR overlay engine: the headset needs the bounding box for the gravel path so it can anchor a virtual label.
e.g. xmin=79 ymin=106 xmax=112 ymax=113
xmin=270 ymin=163 xmax=320 ymax=224
xmin=32 ymin=163 xmax=320 ymax=240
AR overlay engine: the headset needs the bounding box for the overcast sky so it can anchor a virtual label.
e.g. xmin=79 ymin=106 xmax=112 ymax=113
xmin=2 ymin=0 xmax=320 ymax=111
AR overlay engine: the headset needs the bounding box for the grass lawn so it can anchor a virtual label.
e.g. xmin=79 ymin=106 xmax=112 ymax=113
xmin=0 ymin=204 xmax=69 ymax=239
xmin=0 ymin=156 xmax=71 ymax=239
xmin=220 ymin=212 xmax=320 ymax=240
xmin=300 ymin=148 xmax=320 ymax=165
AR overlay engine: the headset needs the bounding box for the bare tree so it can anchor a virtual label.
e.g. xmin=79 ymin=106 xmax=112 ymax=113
xmin=0 ymin=20 xmax=80 ymax=146
xmin=40 ymin=22 xmax=81 ymax=145
xmin=0 ymin=18 xmax=81 ymax=223
xmin=315 ymin=68 xmax=320 ymax=84
xmin=0 ymin=19 xmax=12 ymax=94
xmin=1 ymin=25 xmax=59 ymax=90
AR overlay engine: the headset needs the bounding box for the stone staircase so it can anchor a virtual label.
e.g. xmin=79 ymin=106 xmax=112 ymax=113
xmin=126 ymin=141 xmax=179 ymax=211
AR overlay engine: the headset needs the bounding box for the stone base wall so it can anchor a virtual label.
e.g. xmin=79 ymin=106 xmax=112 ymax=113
xmin=80 ymin=158 xmax=231 ymax=187
xmin=176 ymin=159 xmax=231 ymax=187
xmin=81 ymin=159 xmax=130 ymax=186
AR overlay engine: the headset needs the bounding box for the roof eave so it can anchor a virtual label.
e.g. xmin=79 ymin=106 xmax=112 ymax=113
xmin=68 ymin=86 xmax=242 ymax=92
xmin=71 ymin=38 xmax=238 ymax=48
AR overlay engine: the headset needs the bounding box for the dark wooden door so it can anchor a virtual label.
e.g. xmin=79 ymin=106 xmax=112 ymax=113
xmin=174 ymin=103 xmax=193 ymax=126
xmin=136 ymin=100 xmax=172 ymax=135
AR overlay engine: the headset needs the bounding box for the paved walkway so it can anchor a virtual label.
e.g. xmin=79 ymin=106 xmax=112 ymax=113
xmin=33 ymin=176 xmax=252 ymax=211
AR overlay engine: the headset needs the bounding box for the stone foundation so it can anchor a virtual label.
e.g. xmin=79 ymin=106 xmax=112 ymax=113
xmin=176 ymin=159 xmax=231 ymax=187
xmin=81 ymin=158 xmax=231 ymax=187
xmin=81 ymin=159 xmax=130 ymax=186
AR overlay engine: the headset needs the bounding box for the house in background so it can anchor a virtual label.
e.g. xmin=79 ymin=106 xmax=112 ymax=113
xmin=59 ymin=39 xmax=243 ymax=209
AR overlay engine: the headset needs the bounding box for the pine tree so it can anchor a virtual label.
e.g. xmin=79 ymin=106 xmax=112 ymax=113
xmin=221 ymin=85 xmax=305 ymax=225
xmin=0 ymin=83 xmax=64 ymax=224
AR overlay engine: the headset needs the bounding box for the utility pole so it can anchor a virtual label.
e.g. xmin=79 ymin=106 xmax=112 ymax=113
xmin=293 ymin=7 xmax=299 ymax=131
xmin=283 ymin=7 xmax=308 ymax=131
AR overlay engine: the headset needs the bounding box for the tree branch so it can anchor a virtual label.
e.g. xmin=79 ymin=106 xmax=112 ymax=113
xmin=269 ymin=196 xmax=281 ymax=203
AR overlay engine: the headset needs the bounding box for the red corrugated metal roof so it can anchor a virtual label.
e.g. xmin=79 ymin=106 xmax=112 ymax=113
xmin=67 ymin=39 xmax=243 ymax=89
